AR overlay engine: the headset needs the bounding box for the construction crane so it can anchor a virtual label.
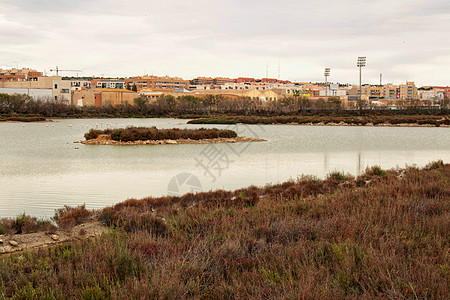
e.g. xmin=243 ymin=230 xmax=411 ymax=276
xmin=50 ymin=66 xmax=82 ymax=77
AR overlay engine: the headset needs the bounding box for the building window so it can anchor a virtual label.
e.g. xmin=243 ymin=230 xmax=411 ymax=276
xmin=62 ymin=89 xmax=69 ymax=93
xmin=54 ymin=84 xmax=58 ymax=89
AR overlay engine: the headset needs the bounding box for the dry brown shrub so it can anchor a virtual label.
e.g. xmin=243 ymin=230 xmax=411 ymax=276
xmin=53 ymin=204 xmax=93 ymax=228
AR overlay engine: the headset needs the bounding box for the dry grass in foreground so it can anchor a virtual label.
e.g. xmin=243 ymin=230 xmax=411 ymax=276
xmin=0 ymin=162 xmax=449 ymax=299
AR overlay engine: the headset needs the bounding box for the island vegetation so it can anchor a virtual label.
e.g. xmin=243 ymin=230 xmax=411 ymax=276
xmin=84 ymin=127 xmax=238 ymax=142
xmin=80 ymin=126 xmax=263 ymax=145
xmin=1 ymin=161 xmax=448 ymax=298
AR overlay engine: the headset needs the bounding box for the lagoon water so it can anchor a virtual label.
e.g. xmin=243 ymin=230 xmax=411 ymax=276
xmin=1 ymin=118 xmax=449 ymax=218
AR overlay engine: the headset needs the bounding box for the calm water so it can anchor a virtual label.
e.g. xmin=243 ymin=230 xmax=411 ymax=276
xmin=1 ymin=118 xmax=449 ymax=218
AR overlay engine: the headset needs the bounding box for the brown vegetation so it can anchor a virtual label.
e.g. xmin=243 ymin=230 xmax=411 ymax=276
xmin=2 ymin=92 xmax=449 ymax=120
xmin=52 ymin=204 xmax=93 ymax=228
xmin=188 ymin=114 xmax=450 ymax=126
xmin=0 ymin=214 xmax=56 ymax=235
xmin=84 ymin=126 xmax=238 ymax=142
xmin=0 ymin=162 xmax=449 ymax=298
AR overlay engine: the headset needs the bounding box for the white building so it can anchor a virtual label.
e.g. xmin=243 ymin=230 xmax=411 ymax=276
xmin=0 ymin=87 xmax=52 ymax=101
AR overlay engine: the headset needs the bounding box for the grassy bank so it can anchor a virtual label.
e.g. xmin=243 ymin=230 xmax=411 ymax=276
xmin=84 ymin=127 xmax=237 ymax=142
xmin=0 ymin=114 xmax=47 ymax=122
xmin=188 ymin=115 xmax=450 ymax=126
xmin=1 ymin=162 xmax=449 ymax=298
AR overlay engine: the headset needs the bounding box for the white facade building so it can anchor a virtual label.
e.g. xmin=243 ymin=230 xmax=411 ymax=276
xmin=0 ymin=88 xmax=53 ymax=101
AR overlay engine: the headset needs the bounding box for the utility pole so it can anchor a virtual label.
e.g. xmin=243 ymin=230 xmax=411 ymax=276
xmin=379 ymin=73 xmax=382 ymax=101
xmin=324 ymin=68 xmax=330 ymax=102
xmin=278 ymin=60 xmax=280 ymax=81
xmin=357 ymin=57 xmax=366 ymax=111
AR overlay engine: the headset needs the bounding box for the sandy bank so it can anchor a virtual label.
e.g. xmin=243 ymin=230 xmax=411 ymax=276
xmin=80 ymin=136 xmax=266 ymax=145
xmin=0 ymin=220 xmax=107 ymax=255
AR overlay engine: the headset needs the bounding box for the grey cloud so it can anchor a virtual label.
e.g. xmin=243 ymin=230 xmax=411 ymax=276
xmin=0 ymin=0 xmax=448 ymax=85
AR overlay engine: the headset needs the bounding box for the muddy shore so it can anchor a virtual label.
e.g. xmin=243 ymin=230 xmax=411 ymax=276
xmin=80 ymin=136 xmax=266 ymax=145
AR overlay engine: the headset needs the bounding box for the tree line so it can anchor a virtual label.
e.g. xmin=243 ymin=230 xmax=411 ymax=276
xmin=1 ymin=92 xmax=448 ymax=118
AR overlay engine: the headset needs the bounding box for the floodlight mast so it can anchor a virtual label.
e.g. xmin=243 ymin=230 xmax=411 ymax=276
xmin=324 ymin=68 xmax=330 ymax=102
xmin=357 ymin=57 xmax=366 ymax=111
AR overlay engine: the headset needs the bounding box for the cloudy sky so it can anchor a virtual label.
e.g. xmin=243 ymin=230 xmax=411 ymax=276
xmin=1 ymin=0 xmax=449 ymax=86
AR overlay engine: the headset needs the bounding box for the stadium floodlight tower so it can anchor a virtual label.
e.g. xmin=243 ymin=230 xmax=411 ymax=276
xmin=324 ymin=68 xmax=330 ymax=101
xmin=357 ymin=57 xmax=366 ymax=110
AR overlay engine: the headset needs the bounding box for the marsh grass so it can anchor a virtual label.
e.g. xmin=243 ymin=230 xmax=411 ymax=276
xmin=0 ymin=162 xmax=449 ymax=299
xmin=0 ymin=214 xmax=56 ymax=235
xmin=84 ymin=126 xmax=238 ymax=141
xmin=188 ymin=115 xmax=450 ymax=126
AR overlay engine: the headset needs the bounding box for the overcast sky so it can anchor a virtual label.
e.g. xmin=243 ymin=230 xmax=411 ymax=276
xmin=1 ymin=0 xmax=449 ymax=86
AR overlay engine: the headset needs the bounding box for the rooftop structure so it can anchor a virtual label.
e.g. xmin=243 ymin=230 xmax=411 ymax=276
xmin=0 ymin=68 xmax=42 ymax=82
xmin=125 ymin=75 xmax=189 ymax=91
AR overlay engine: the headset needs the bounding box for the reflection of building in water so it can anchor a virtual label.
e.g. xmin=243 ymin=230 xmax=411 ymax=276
xmin=357 ymin=153 xmax=362 ymax=176
xmin=323 ymin=153 xmax=329 ymax=174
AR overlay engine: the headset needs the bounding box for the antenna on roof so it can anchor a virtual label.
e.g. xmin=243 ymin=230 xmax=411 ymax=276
xmin=278 ymin=59 xmax=280 ymax=80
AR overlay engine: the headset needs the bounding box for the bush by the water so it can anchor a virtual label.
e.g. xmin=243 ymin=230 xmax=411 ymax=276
xmin=84 ymin=126 xmax=237 ymax=141
xmin=0 ymin=214 xmax=56 ymax=235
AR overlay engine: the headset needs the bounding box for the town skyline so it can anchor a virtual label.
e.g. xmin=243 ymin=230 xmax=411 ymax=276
xmin=1 ymin=0 xmax=449 ymax=86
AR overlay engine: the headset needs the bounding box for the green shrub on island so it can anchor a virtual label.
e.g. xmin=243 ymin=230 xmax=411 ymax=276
xmin=84 ymin=126 xmax=238 ymax=141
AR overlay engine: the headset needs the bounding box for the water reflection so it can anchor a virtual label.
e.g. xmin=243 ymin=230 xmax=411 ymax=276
xmin=0 ymin=118 xmax=449 ymax=218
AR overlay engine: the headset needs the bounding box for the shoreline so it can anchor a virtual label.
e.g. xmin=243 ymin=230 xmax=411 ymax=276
xmin=0 ymin=220 xmax=106 ymax=255
xmin=80 ymin=136 xmax=266 ymax=145
xmin=267 ymin=122 xmax=450 ymax=127
xmin=1 ymin=116 xmax=449 ymax=127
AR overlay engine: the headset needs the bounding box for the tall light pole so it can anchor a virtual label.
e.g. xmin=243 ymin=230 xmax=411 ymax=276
xmin=357 ymin=57 xmax=366 ymax=110
xmin=324 ymin=68 xmax=330 ymax=102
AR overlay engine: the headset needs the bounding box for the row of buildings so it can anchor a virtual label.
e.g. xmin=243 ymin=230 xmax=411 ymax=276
xmin=0 ymin=68 xmax=448 ymax=108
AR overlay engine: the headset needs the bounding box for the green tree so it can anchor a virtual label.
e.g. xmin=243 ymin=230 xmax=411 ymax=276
xmin=328 ymin=96 xmax=341 ymax=111
xmin=134 ymin=96 xmax=149 ymax=113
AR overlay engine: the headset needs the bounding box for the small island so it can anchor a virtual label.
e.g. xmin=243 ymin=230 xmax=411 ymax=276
xmin=81 ymin=126 xmax=266 ymax=145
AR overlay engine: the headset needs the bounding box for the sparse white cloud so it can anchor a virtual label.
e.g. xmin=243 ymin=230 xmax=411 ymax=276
xmin=0 ymin=0 xmax=449 ymax=86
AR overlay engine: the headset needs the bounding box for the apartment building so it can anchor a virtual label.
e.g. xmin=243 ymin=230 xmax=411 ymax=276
xmin=192 ymin=77 xmax=214 ymax=85
xmin=69 ymin=79 xmax=92 ymax=90
xmin=350 ymin=83 xmax=400 ymax=100
xmin=0 ymin=68 xmax=42 ymax=82
xmin=91 ymin=79 xmax=125 ymax=89
xmin=0 ymin=76 xmax=71 ymax=103
xmin=380 ymin=83 xmax=398 ymax=99
xmin=212 ymin=77 xmax=234 ymax=85
xmin=399 ymin=81 xmax=418 ymax=99
xmin=261 ymin=78 xmax=278 ymax=84
xmin=235 ymin=77 xmax=256 ymax=84
xmin=125 ymin=76 xmax=189 ymax=91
